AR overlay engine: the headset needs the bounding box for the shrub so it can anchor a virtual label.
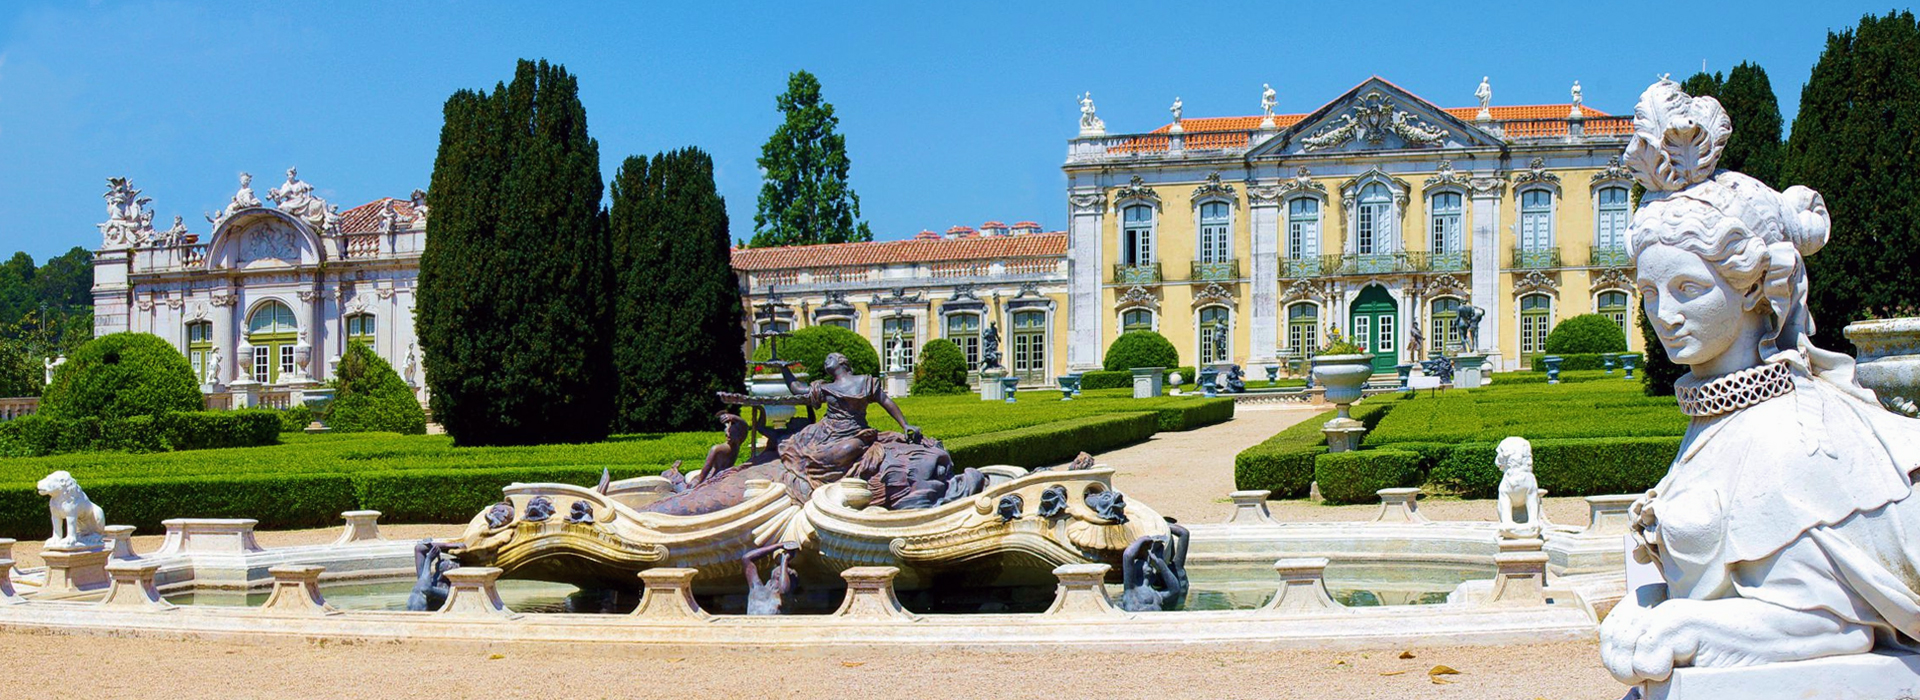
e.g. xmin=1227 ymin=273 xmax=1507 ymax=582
xmin=1529 ymin=353 xmax=1644 ymax=372
xmin=911 ymin=339 xmax=970 ymax=395
xmin=40 ymin=332 xmax=200 ymax=420
xmin=751 ymin=325 xmax=880 ymax=378
xmin=1103 ymin=331 xmax=1179 ymax=371
xmin=1079 ymin=370 xmax=1130 ymax=390
xmin=0 ymin=410 xmax=279 ymax=457
xmin=276 ymin=405 xmax=314 ymax=433
xmin=327 ymin=341 xmax=427 ymax=435
xmin=945 ymin=412 xmax=1158 ymax=469
xmin=1544 ymin=314 xmax=1628 ymax=354
xmin=1154 ymin=398 xmax=1234 ymax=431
xmin=1313 ymin=449 xmax=1422 ymax=504
xmin=1531 ymin=436 xmax=1680 ymax=496
xmin=1428 ymin=442 xmax=1500 ymax=498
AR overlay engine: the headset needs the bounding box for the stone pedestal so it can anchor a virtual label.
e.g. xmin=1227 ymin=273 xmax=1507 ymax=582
xmin=1225 ymin=490 xmax=1277 ymax=525
xmin=885 ymin=370 xmax=911 ymax=398
xmin=979 ymin=369 xmax=1008 ymax=402
xmin=438 ymin=567 xmax=513 ymax=616
xmin=332 ymin=510 xmax=383 ymax=545
xmin=1642 ymin=651 xmax=1920 ymax=700
xmin=1131 ymin=367 xmax=1165 ymax=398
xmin=0 ymin=558 xmax=21 ymax=603
xmin=257 ymin=565 xmax=337 ymax=616
xmin=1488 ymin=537 xmax=1549 ymax=606
xmin=632 ymin=568 xmax=708 ymax=620
xmin=1260 ymin=557 xmax=1344 ymax=614
xmin=1323 ymin=418 xmax=1367 ymax=453
xmin=155 ymin=518 xmax=264 ymax=556
xmin=833 ymin=566 xmax=912 ymax=621
xmin=39 ymin=546 xmax=111 ymax=595
xmin=1372 ymin=487 xmax=1430 ymax=523
xmin=1584 ymin=495 xmax=1638 ymax=537
xmin=1455 ymin=353 xmax=1486 ymax=388
xmin=230 ymin=379 xmax=261 ymax=408
xmin=100 ymin=560 xmax=173 ymax=611
xmin=1045 ymin=563 xmax=1119 ymax=617
xmin=103 ymin=525 xmax=138 ymax=560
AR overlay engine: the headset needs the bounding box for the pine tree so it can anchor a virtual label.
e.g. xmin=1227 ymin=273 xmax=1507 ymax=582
xmin=1681 ymin=71 xmax=1723 ymax=99
xmin=609 ymin=148 xmax=746 ymax=432
xmin=749 ymin=70 xmax=872 ymax=248
xmin=1717 ymin=62 xmax=1785 ymax=187
xmin=1784 ymin=11 xmax=1920 ymax=352
xmin=416 ymin=59 xmax=614 ymax=446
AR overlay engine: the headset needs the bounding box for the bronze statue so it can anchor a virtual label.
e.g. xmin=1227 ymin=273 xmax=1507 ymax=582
xmin=743 ymin=541 xmax=800 ymax=615
xmin=982 ymin=322 xmax=1003 ymax=371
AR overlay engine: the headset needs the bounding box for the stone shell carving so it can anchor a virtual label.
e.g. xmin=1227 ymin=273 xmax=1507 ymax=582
xmin=1302 ymin=90 xmax=1450 ymax=152
xmin=1190 ymin=172 xmax=1238 ymax=207
xmin=1418 ymin=274 xmax=1468 ymax=303
xmin=1279 ymin=278 xmax=1334 ymax=305
xmin=1191 ymin=283 xmax=1237 ymax=309
xmin=1512 ymin=270 xmax=1558 ymax=297
xmin=1425 ymin=160 xmax=1474 ymax=190
xmin=1590 ymin=155 xmax=1634 ymax=186
xmin=1510 ymin=157 xmax=1562 ymax=190
xmin=1623 ymin=77 xmax=1731 ymax=192
xmin=1116 ymin=285 xmax=1158 ymax=311
xmin=1112 ymin=176 xmax=1161 ymax=210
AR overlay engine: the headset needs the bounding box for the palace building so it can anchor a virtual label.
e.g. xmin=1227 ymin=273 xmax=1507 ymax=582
xmin=1064 ymin=76 xmax=1641 ymax=375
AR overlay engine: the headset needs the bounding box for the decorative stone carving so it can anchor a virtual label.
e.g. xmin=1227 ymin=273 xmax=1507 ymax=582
xmin=1425 ymin=159 xmax=1473 ymax=190
xmin=1077 ymin=92 xmax=1105 ymax=136
xmin=1116 ymin=285 xmax=1158 ymax=311
xmin=1420 ymin=274 xmax=1468 ymax=303
xmin=1279 ymin=166 xmax=1325 ymax=196
xmin=1475 ymin=76 xmax=1493 ymax=121
xmin=1591 ymin=268 xmax=1632 ymax=293
xmin=869 ymin=287 xmax=922 ymax=308
xmin=1112 ymin=176 xmax=1161 ymax=210
xmin=1570 ymin=80 xmax=1584 ymax=118
xmin=37 ymin=471 xmax=106 ymax=549
xmin=1599 ymin=77 xmax=1920 ymax=691
xmin=1190 ymin=172 xmax=1237 ymax=206
xmin=1279 ymin=278 xmax=1333 ymax=305
xmin=409 ymin=188 xmax=429 ymax=228
xmin=97 ymin=177 xmax=156 ymax=249
xmin=265 ymin=167 xmax=335 ymax=233
xmin=1067 ymin=192 xmax=1107 ymax=215
xmin=1590 ymin=155 xmax=1634 ymax=186
xmin=239 ymin=222 xmax=300 ymax=265
xmin=1303 ymin=90 xmax=1449 ymax=151
xmin=1495 ymin=437 xmax=1542 ymax=538
xmin=1169 ymin=96 xmax=1183 ymax=132
xmin=1511 ymin=157 xmax=1562 ymax=190
xmin=1192 ymin=283 xmax=1236 ymax=309
xmin=206 ymin=172 xmax=263 ymax=228
xmin=1513 ymin=270 xmax=1559 ymax=296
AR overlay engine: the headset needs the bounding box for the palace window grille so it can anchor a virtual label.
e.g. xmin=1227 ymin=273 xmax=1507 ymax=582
xmin=1356 ymin=183 xmax=1393 ymax=256
xmin=1430 ymin=192 xmax=1463 ymax=254
xmin=1123 ymin=205 xmax=1154 ymax=267
xmin=946 ymin=313 xmax=981 ymax=369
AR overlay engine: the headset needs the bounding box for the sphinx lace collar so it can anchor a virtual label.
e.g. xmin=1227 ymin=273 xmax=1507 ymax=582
xmin=1675 ymin=361 xmax=1795 ymax=417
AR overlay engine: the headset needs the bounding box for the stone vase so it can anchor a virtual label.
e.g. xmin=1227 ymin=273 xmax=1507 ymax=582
xmin=748 ymin=372 xmax=807 ymax=427
xmin=1845 ymin=317 xmax=1920 ymax=413
xmin=1310 ymin=354 xmax=1372 ymax=419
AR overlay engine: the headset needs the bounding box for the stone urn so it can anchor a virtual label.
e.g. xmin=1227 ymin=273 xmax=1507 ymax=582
xmin=1543 ymin=355 xmax=1564 ymax=384
xmin=749 ymin=372 xmax=807 ymax=428
xmin=1845 ymin=318 xmax=1920 ymax=413
xmin=1311 ymin=353 xmax=1373 ymax=452
xmin=1167 ymin=370 xmax=1185 ymax=387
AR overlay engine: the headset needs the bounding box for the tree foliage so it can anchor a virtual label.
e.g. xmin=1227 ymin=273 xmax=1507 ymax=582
xmin=1638 ymin=306 xmax=1684 ymax=397
xmin=1718 ymin=62 xmax=1785 ymax=187
xmin=750 ymin=325 xmax=880 ymax=378
xmin=1784 ymin=11 xmax=1920 ymax=351
xmin=609 ymin=148 xmax=746 ymax=432
xmin=326 ymin=341 xmax=427 ymax=435
xmin=749 ymin=70 xmax=872 ymax=248
xmin=1544 ymin=314 xmax=1628 ymax=355
xmin=1103 ymin=330 xmax=1180 ymax=371
xmin=0 ymin=246 xmax=95 ymax=396
xmin=40 ymin=332 xmax=200 ymax=420
xmin=417 ymin=59 xmax=614 ymax=446
xmin=911 ymin=339 xmax=969 ymax=395
xmin=1681 ymin=71 xmax=1723 ymax=99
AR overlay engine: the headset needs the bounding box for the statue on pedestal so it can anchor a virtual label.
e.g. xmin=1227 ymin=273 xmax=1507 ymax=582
xmin=981 ymin=322 xmax=1003 ymax=371
xmin=37 ymin=471 xmax=105 ymax=549
xmin=1494 ymin=437 xmax=1540 ymax=537
xmin=1453 ymin=304 xmax=1484 ymax=352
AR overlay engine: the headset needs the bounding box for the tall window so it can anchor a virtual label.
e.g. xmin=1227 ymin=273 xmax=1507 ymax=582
xmin=882 ymin=316 xmax=916 ymax=370
xmin=186 ymin=321 xmax=213 ymax=383
xmin=1287 ymin=303 xmax=1319 ymax=358
xmin=820 ymin=318 xmax=853 ymax=330
xmin=1595 ymin=186 xmax=1629 ymax=250
xmin=1429 ymin=192 xmax=1463 ymax=253
xmin=1121 ymin=309 xmax=1154 ymax=333
xmin=246 ymin=300 xmax=298 ymax=384
xmin=1429 ymin=298 xmax=1464 ymax=356
xmin=1198 ymin=202 xmax=1230 ymax=263
xmin=1199 ymin=306 xmax=1230 ymax=365
xmin=1356 ymin=183 xmax=1393 ymax=256
xmin=1520 ymin=190 xmax=1554 ymax=250
xmin=345 ymin=314 xmax=376 ymax=346
xmin=1598 ymin=291 xmax=1631 ymax=340
xmin=1122 ymin=205 xmax=1153 ymax=266
xmin=946 ymin=313 xmax=981 ymax=369
xmin=1287 ymin=198 xmax=1320 ymax=261
xmin=1520 ymin=294 xmax=1553 ymax=361
xmin=1011 ymin=310 xmax=1047 ymax=383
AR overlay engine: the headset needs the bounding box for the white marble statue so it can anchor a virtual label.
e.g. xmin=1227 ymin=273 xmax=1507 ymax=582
xmin=207 ymin=172 xmax=262 ymax=227
xmin=1260 ymin=83 xmax=1277 ymax=117
xmin=37 ymin=471 xmax=105 ymax=549
xmin=1475 ymin=76 xmax=1492 ymax=110
xmin=1570 ymin=80 xmax=1584 ymax=118
xmin=267 ymin=167 xmax=332 ymax=232
xmin=205 ymin=345 xmax=224 ymax=386
xmin=404 ymin=341 xmax=421 ymax=387
xmin=1495 ymin=436 xmax=1541 ymax=537
xmin=97 ymin=177 xmax=156 ymax=248
xmin=410 ymin=188 xmax=429 ymax=226
xmin=888 ymin=334 xmax=907 ymax=373
xmin=1599 ymin=77 xmax=1920 ymax=687
xmin=1170 ymin=96 xmax=1183 ymax=123
xmin=43 ymin=355 xmax=64 ymax=386
xmin=1077 ymin=92 xmax=1104 ymax=134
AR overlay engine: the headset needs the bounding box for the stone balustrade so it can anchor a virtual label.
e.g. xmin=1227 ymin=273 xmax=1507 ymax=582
xmin=99 ymin=560 xmax=173 ymax=611
xmin=1044 ymin=563 xmax=1119 ymax=617
xmin=1583 ymin=495 xmax=1637 ymax=537
xmin=1372 ymin=487 xmax=1431 ymax=524
xmin=1261 ymin=557 xmax=1345 ymax=614
xmin=631 ymin=568 xmax=707 ymax=621
xmin=332 ymin=511 xmax=384 ymax=545
xmin=1225 ymin=490 xmax=1277 ymax=525
xmin=257 ymin=565 xmax=336 ymax=616
xmin=0 ymin=558 xmax=19 ymax=603
xmin=833 ymin=567 xmax=913 ymax=621
xmin=0 ymin=397 xmax=39 ymax=421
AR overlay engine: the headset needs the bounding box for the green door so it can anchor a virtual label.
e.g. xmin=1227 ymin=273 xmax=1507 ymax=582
xmin=1349 ymin=285 xmax=1399 ymax=374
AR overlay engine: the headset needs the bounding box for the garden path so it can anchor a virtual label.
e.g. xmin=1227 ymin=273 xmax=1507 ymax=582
xmin=1066 ymin=403 xmax=1323 ymax=523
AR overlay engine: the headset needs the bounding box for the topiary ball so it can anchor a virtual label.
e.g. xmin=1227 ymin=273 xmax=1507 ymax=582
xmin=911 ymin=338 xmax=970 ymax=395
xmin=750 ymin=325 xmax=881 ymax=378
xmin=1103 ymin=330 xmax=1180 ymax=372
xmin=327 ymin=341 xmax=428 ymax=434
xmin=1544 ymin=313 xmax=1628 ymax=354
xmin=41 ymin=332 xmax=201 ymax=420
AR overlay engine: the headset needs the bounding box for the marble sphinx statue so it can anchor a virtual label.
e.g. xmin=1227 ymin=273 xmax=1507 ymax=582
xmin=1598 ymin=76 xmax=1920 ymax=688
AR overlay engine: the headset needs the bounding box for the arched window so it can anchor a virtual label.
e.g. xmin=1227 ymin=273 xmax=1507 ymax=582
xmin=1198 ymin=201 xmax=1230 ymax=264
xmin=1429 ymin=192 xmax=1463 ymax=254
xmin=1595 ymin=186 xmax=1630 ymax=259
xmin=185 ymin=320 xmax=213 ymax=383
xmin=1520 ymin=294 xmax=1554 ymax=363
xmin=1598 ymin=290 xmax=1631 ymax=340
xmin=1121 ymin=309 xmax=1154 ymax=333
xmin=881 ymin=316 xmax=916 ymax=370
xmin=1429 ymin=297 xmax=1464 ymax=356
xmin=1286 ymin=303 xmax=1319 ymax=359
xmin=1011 ymin=310 xmax=1047 ymax=383
xmin=1122 ymin=205 xmax=1154 ymax=267
xmin=1285 ymin=198 xmax=1322 ymax=275
xmin=1356 ymin=183 xmax=1394 ymax=256
xmin=820 ymin=318 xmax=853 ymax=331
xmin=345 ymin=313 xmax=376 ymax=346
xmin=1199 ymin=306 xmax=1231 ymax=365
xmin=1520 ymin=189 xmax=1554 ymax=251
xmin=945 ymin=313 xmax=981 ymax=369
xmin=246 ymin=301 xmax=299 ymax=384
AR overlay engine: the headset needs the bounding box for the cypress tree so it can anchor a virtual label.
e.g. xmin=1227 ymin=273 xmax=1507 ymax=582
xmin=1681 ymin=71 xmax=1722 ymax=99
xmin=749 ymin=70 xmax=872 ymax=247
xmin=1784 ymin=11 xmax=1920 ymax=352
xmin=1717 ymin=62 xmax=1785 ymax=187
xmin=417 ymin=59 xmax=614 ymax=446
xmin=609 ymin=148 xmax=746 ymax=432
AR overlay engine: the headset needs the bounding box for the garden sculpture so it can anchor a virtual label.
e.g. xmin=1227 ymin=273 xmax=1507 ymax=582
xmin=996 ymin=494 xmax=1023 ymax=522
xmin=1494 ymin=437 xmax=1541 ymax=538
xmin=701 ymin=412 xmax=751 ymax=482
xmin=981 ymin=322 xmax=1003 ymax=371
xmin=743 ymin=541 xmax=800 ymax=615
xmin=483 ymin=499 xmax=513 ymax=529
xmin=405 ymin=540 xmax=460 ymax=612
xmin=1225 ymin=364 xmax=1246 ymax=393
xmin=1453 ymin=304 xmax=1484 ymax=352
xmin=1599 ymin=76 xmax=1920 ymax=688
xmin=1408 ymin=319 xmax=1425 ymax=362
xmin=1037 ymin=485 xmax=1068 ymax=519
xmin=1118 ymin=522 xmax=1190 ymax=612
xmin=566 ymin=500 xmax=595 ymax=524
xmin=522 ymin=496 xmax=554 ymax=522
xmin=36 ymin=471 xmax=105 ymax=549
xmin=1419 ymin=356 xmax=1454 ymax=384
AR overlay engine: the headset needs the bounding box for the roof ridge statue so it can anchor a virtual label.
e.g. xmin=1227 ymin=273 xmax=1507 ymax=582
xmin=1598 ymin=76 xmax=1920 ymax=690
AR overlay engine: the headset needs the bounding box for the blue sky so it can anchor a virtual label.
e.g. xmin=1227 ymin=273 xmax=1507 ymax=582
xmin=0 ymin=1 xmax=1901 ymax=261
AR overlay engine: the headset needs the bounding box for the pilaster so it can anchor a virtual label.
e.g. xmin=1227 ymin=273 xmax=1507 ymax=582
xmin=1066 ymin=189 xmax=1106 ymax=372
xmin=1468 ymin=174 xmax=1506 ymax=366
xmin=1248 ymin=184 xmax=1282 ymax=366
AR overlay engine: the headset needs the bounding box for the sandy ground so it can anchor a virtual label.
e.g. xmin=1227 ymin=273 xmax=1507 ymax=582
xmin=0 ymin=407 xmax=1626 ymax=699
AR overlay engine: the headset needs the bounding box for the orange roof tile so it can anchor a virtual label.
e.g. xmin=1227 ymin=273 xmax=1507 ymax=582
xmin=1111 ymin=104 xmax=1619 ymax=153
xmin=335 ymin=197 xmax=420 ymax=234
xmin=732 ymin=232 xmax=1068 ymax=271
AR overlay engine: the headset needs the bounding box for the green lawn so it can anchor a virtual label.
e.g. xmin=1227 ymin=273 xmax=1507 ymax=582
xmin=1365 ymin=371 xmax=1687 ymax=446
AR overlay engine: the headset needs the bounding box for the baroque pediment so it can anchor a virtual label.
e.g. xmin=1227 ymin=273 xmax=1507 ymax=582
xmin=1251 ymin=77 xmax=1502 ymax=158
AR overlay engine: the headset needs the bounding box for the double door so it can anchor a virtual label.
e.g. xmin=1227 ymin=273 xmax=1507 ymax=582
xmin=1349 ymin=287 xmax=1399 ymax=374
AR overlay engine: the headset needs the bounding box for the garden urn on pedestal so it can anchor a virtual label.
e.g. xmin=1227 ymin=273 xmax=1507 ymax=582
xmin=1056 ymin=375 xmax=1076 ymax=400
xmin=1844 ymin=318 xmax=1920 ymax=414
xmin=1620 ymin=354 xmax=1636 ymax=380
xmin=999 ymin=375 xmax=1018 ymax=404
xmin=1196 ymin=367 xmax=1218 ymax=398
xmin=749 ymin=371 xmax=807 ymax=428
xmin=1396 ymin=363 xmax=1413 ymax=391
xmin=1543 ymin=356 xmax=1563 ymax=384
xmin=1265 ymin=364 xmax=1279 ymax=385
xmin=1602 ymin=353 xmax=1618 ymax=374
xmin=1311 ymin=353 xmax=1372 ymax=452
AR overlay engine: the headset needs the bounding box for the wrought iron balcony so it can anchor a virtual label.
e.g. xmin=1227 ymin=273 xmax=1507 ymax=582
xmin=1112 ymin=262 xmax=1162 ymax=285
xmin=1190 ymin=259 xmax=1240 ymax=282
xmin=1280 ymin=255 xmax=1341 ymax=278
xmin=1589 ymin=245 xmax=1632 ymax=268
xmin=1511 ymin=247 xmax=1563 ymax=269
xmin=1410 ymin=250 xmax=1472 ymax=273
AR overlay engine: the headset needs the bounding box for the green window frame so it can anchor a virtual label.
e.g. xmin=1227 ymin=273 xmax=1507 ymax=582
xmin=1012 ymin=310 xmax=1047 ymax=383
xmin=1520 ymin=294 xmax=1553 ymax=363
xmin=345 ymin=313 xmax=376 ymax=346
xmin=186 ymin=320 xmax=213 ymax=383
xmin=246 ymin=301 xmax=299 ymax=384
xmin=1199 ymin=306 xmax=1231 ymax=365
xmin=1286 ymin=303 xmax=1319 ymax=358
xmin=1198 ymin=201 xmax=1230 ymax=264
xmin=1598 ymin=290 xmax=1631 ymax=341
xmin=945 ymin=313 xmax=981 ymax=369
xmin=1121 ymin=309 xmax=1154 ymax=333
xmin=882 ymin=316 xmax=916 ymax=369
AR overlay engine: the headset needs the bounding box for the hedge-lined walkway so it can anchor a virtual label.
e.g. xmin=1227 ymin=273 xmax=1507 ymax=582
xmin=1068 ymin=404 xmax=1323 ymax=523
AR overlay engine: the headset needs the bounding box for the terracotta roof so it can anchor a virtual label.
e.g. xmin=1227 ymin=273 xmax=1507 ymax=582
xmin=1112 ymin=104 xmax=1620 ymax=154
xmin=946 ymin=225 xmax=976 ymax=236
xmin=1011 ymin=221 xmax=1041 ymax=228
xmin=980 ymin=220 xmax=1006 ymax=228
xmin=336 ymin=198 xmax=420 ymax=234
xmin=732 ymin=232 xmax=1068 ymax=271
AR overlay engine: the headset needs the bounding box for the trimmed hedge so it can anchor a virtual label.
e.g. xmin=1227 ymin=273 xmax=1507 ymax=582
xmin=1425 ymin=437 xmax=1680 ymax=499
xmin=1233 ymin=400 xmax=1397 ymax=498
xmin=947 ymin=412 xmax=1159 ymax=469
xmin=1079 ymin=367 xmax=1191 ymax=391
xmin=327 ymin=341 xmax=428 ymax=434
xmin=276 ymin=405 xmax=315 ymax=433
xmin=41 ymin=332 xmax=201 ymax=420
xmin=1530 ymin=353 xmax=1644 ymax=373
xmin=1313 ymin=449 xmax=1422 ymax=504
xmin=1154 ymin=398 xmax=1234 ymax=431
xmin=351 ymin=466 xmax=659 ymax=524
xmin=1103 ymin=330 xmax=1179 ymax=372
xmin=910 ymin=339 xmax=969 ymax=395
xmin=1544 ymin=313 xmax=1629 ymax=354
xmin=0 ymin=410 xmax=281 ymax=457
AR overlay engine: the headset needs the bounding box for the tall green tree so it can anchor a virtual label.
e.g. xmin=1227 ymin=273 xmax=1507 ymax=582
xmin=1681 ymin=71 xmax=1723 ymax=99
xmin=417 ymin=59 xmax=615 ymax=446
xmin=1717 ymin=62 xmax=1785 ymax=187
xmin=608 ymin=147 xmax=746 ymax=432
xmin=749 ymin=70 xmax=872 ymax=248
xmin=1784 ymin=11 xmax=1920 ymax=352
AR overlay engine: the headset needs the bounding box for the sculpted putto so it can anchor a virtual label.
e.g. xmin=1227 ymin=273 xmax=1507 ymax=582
xmin=1599 ymin=77 xmax=1920 ymax=686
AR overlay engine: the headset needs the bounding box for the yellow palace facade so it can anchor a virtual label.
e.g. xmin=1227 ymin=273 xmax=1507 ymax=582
xmin=1064 ymin=77 xmax=1642 ymax=374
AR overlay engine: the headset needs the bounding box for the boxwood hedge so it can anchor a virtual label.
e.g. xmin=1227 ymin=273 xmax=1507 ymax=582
xmin=1313 ymin=449 xmax=1423 ymax=504
xmin=1529 ymin=353 xmax=1645 ymax=373
xmin=0 ymin=410 xmax=280 ymax=457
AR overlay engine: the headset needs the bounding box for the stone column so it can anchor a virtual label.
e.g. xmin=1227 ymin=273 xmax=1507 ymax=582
xmin=212 ymin=291 xmax=238 ymax=386
xmin=296 ymin=288 xmax=320 ymax=383
xmin=1066 ymin=190 xmax=1107 ymax=372
xmin=1468 ymin=176 xmax=1506 ymax=368
xmin=1248 ymin=185 xmax=1281 ymax=367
